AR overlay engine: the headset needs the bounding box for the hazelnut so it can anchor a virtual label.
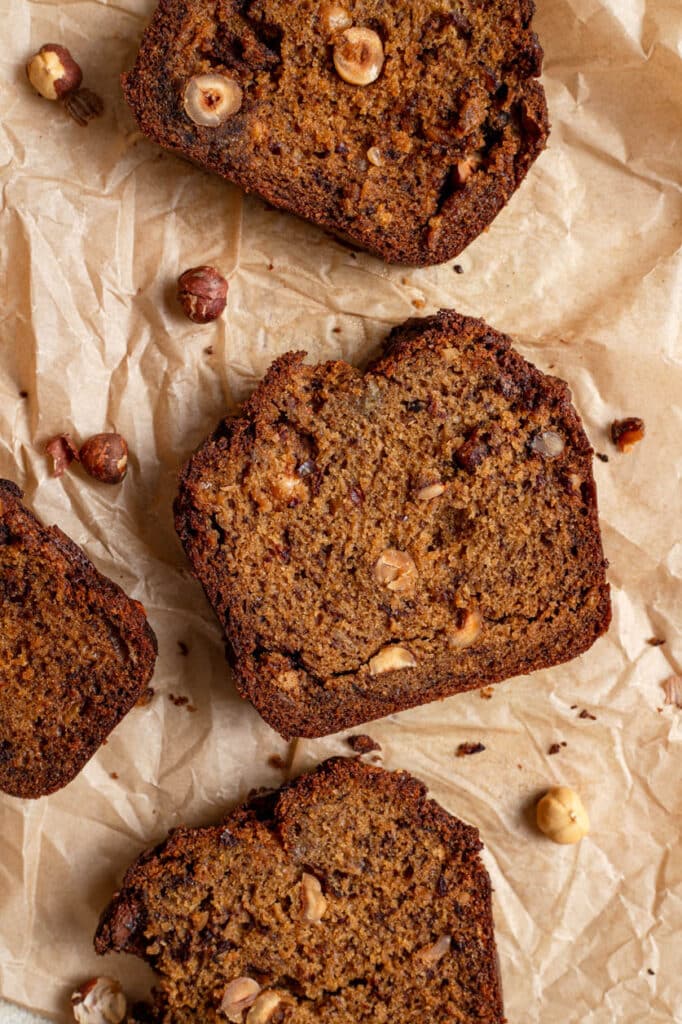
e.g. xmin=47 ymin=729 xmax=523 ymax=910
xmin=367 ymin=146 xmax=383 ymax=167
xmin=26 ymin=43 xmax=82 ymax=101
xmin=183 ymin=73 xmax=243 ymax=127
xmin=246 ymin=992 xmax=284 ymax=1024
xmin=611 ymin=416 xmax=645 ymax=453
xmin=536 ymin=786 xmax=589 ymax=845
xmin=369 ymin=645 xmax=417 ymax=675
xmin=454 ymin=152 xmax=483 ymax=184
xmin=46 ymin=433 xmax=79 ymax=478
xmin=300 ymin=872 xmax=328 ymax=923
xmin=448 ymin=609 xmax=481 ymax=649
xmin=177 ymin=266 xmax=228 ymax=324
xmin=320 ymin=3 xmax=353 ymax=33
xmin=417 ymin=934 xmax=451 ymax=964
xmin=271 ymin=472 xmax=307 ymax=505
xmin=333 ymin=28 xmax=384 ymax=86
xmin=221 ymin=978 xmax=261 ymax=1022
xmin=374 ymin=548 xmax=417 ymax=592
xmin=530 ymin=430 xmax=565 ymax=459
xmin=71 ymin=977 xmax=126 ymax=1024
xmin=79 ymin=433 xmax=128 ymax=484
xmin=415 ymin=481 xmax=446 ymax=501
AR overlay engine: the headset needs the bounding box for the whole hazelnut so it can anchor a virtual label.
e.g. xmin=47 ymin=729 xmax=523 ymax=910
xmin=177 ymin=266 xmax=228 ymax=324
xmin=71 ymin=977 xmax=126 ymax=1024
xmin=183 ymin=73 xmax=243 ymax=127
xmin=536 ymin=786 xmax=589 ymax=845
xmin=79 ymin=433 xmax=129 ymax=484
xmin=26 ymin=43 xmax=82 ymax=101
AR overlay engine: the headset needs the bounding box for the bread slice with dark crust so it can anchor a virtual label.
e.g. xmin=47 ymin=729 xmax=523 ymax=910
xmin=95 ymin=757 xmax=505 ymax=1023
xmin=175 ymin=310 xmax=611 ymax=739
xmin=0 ymin=481 xmax=158 ymax=798
xmin=122 ymin=0 xmax=549 ymax=266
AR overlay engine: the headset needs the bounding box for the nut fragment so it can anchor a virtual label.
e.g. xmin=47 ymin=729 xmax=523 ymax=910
xmin=536 ymin=786 xmax=589 ymax=845
xmin=320 ymin=3 xmax=353 ymax=33
xmin=415 ymin=481 xmax=446 ymax=501
xmin=448 ymin=609 xmax=481 ymax=649
xmin=611 ymin=416 xmax=645 ymax=453
xmin=46 ymin=433 xmax=79 ymax=478
xmin=63 ymin=87 xmax=104 ymax=126
xmin=221 ymin=978 xmax=261 ymax=1022
xmin=456 ymin=430 xmax=489 ymax=473
xmin=367 ymin=146 xmax=383 ymax=167
xmin=27 ymin=43 xmax=82 ymax=100
xmin=177 ymin=265 xmax=228 ymax=324
xmin=333 ymin=28 xmax=384 ymax=86
xmin=454 ymin=152 xmax=483 ymax=184
xmin=301 ymin=872 xmax=328 ymax=923
xmin=531 ymin=429 xmax=565 ymax=459
xmin=79 ymin=433 xmax=128 ymax=484
xmin=246 ymin=992 xmax=284 ymax=1024
xmin=71 ymin=977 xmax=126 ymax=1024
xmin=417 ymin=934 xmax=451 ymax=964
xmin=369 ymin=645 xmax=416 ymax=675
xmin=374 ymin=548 xmax=417 ymax=592
xmin=183 ymin=73 xmax=243 ymax=127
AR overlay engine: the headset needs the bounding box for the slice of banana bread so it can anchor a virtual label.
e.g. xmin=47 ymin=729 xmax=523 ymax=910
xmin=95 ymin=757 xmax=505 ymax=1023
xmin=175 ymin=311 xmax=611 ymax=739
xmin=0 ymin=481 xmax=157 ymax=798
xmin=122 ymin=0 xmax=549 ymax=265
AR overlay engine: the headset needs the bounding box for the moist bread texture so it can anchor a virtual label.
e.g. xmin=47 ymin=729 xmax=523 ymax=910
xmin=95 ymin=757 xmax=505 ymax=1023
xmin=175 ymin=311 xmax=611 ymax=739
xmin=0 ymin=481 xmax=158 ymax=798
xmin=122 ymin=0 xmax=549 ymax=265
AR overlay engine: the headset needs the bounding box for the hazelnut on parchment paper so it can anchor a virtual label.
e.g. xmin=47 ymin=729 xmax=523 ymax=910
xmin=177 ymin=265 xmax=228 ymax=323
xmin=71 ymin=977 xmax=126 ymax=1024
xmin=536 ymin=786 xmax=589 ymax=844
xmin=26 ymin=44 xmax=82 ymax=100
xmin=79 ymin=433 xmax=129 ymax=484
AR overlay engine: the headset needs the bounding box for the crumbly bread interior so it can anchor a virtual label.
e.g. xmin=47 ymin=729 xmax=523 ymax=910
xmin=96 ymin=759 xmax=504 ymax=1023
xmin=175 ymin=312 xmax=610 ymax=738
xmin=0 ymin=482 xmax=157 ymax=797
xmin=123 ymin=0 xmax=548 ymax=263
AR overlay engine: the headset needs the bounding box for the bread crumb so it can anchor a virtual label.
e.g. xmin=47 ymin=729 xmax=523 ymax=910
xmin=456 ymin=742 xmax=486 ymax=757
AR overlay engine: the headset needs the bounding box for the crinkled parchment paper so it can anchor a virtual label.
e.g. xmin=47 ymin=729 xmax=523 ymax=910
xmin=0 ymin=0 xmax=680 ymax=1020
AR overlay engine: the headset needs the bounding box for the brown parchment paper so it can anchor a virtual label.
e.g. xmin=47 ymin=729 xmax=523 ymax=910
xmin=0 ymin=0 xmax=681 ymax=1021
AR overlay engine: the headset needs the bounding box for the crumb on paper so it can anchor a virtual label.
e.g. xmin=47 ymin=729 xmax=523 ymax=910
xmin=647 ymin=637 xmax=666 ymax=646
xmin=110 ymin=772 xmax=119 ymax=779
xmin=177 ymin=641 xmax=189 ymax=656
xmin=204 ymin=346 xmax=214 ymax=356
xmin=453 ymin=264 xmax=464 ymax=274
xmin=347 ymin=734 xmax=381 ymax=754
xmin=268 ymin=754 xmax=287 ymax=770
xmin=579 ymin=708 xmax=597 ymax=720
xmin=548 ymin=742 xmax=567 ymax=755
xmin=662 ymin=675 xmax=682 ymax=708
xmin=611 ymin=416 xmax=645 ymax=453
xmin=169 ymin=693 xmax=197 ymax=712
xmin=596 ymin=452 xmax=609 ymax=463
xmin=45 ymin=433 xmax=79 ymax=478
xmin=479 ymin=686 xmax=494 ymax=700
xmin=570 ymin=704 xmax=578 ymax=709
xmin=456 ymin=742 xmax=486 ymax=757
xmin=647 ymin=969 xmax=655 ymax=976
xmin=412 ymin=297 xmax=426 ymax=309
xmin=19 ymin=389 xmax=28 ymax=399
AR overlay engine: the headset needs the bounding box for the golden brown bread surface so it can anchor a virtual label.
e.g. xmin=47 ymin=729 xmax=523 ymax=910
xmin=175 ymin=311 xmax=611 ymax=739
xmin=122 ymin=0 xmax=549 ymax=265
xmin=96 ymin=757 xmax=505 ymax=1023
xmin=0 ymin=480 xmax=158 ymax=798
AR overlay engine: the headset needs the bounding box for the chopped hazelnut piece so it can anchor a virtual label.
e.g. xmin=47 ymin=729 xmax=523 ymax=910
xmin=246 ymin=992 xmax=284 ymax=1024
xmin=333 ymin=27 xmax=384 ymax=86
xmin=531 ymin=429 xmax=565 ymax=459
xmin=221 ymin=978 xmax=261 ymax=1022
xmin=367 ymin=146 xmax=383 ymax=166
xmin=71 ymin=977 xmax=126 ymax=1024
xmin=448 ymin=609 xmax=481 ymax=649
xmin=374 ymin=548 xmax=417 ymax=592
xmin=417 ymin=934 xmax=451 ymax=963
xmin=415 ymin=481 xmax=446 ymax=501
xmin=611 ymin=417 xmax=645 ymax=453
xmin=300 ymin=872 xmax=328 ymax=923
xmin=369 ymin=645 xmax=416 ymax=675
xmin=183 ymin=73 xmax=243 ymax=127
xmin=320 ymin=3 xmax=353 ymax=33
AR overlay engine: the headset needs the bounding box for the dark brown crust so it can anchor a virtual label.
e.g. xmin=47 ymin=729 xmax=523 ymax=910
xmin=0 ymin=482 xmax=158 ymax=798
xmin=121 ymin=0 xmax=549 ymax=266
xmin=175 ymin=311 xmax=611 ymax=740
xmin=95 ymin=757 xmax=505 ymax=1023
